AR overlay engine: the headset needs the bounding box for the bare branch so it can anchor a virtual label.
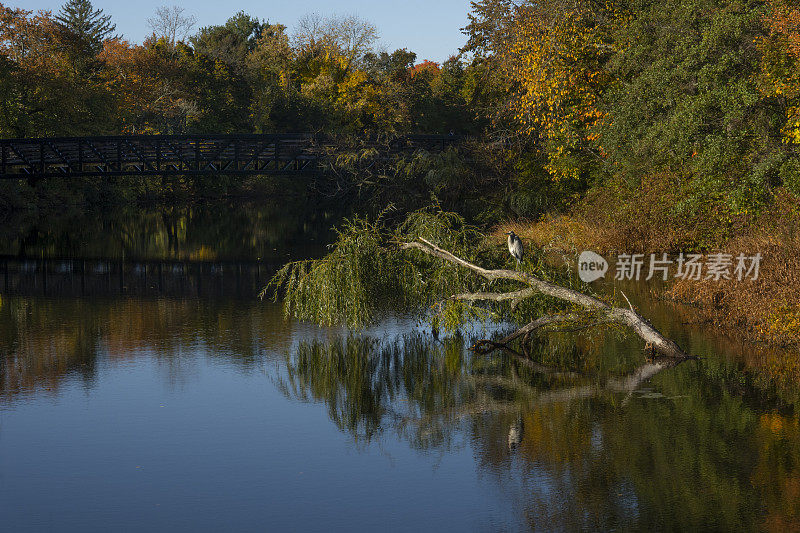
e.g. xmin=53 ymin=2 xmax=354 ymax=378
xmin=549 ymin=318 xmax=615 ymax=333
xmin=147 ymin=5 xmax=196 ymax=46
xmin=401 ymin=238 xmax=691 ymax=359
xmin=620 ymin=290 xmax=635 ymax=311
xmin=471 ymin=314 xmax=583 ymax=356
xmin=450 ymin=288 xmax=536 ymax=302
xmin=293 ymin=13 xmax=377 ymax=67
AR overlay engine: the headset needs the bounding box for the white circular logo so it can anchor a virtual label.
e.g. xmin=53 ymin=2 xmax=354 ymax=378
xmin=578 ymin=251 xmax=608 ymax=282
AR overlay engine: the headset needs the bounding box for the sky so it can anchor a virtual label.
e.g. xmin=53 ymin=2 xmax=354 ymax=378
xmin=19 ymin=0 xmax=474 ymax=62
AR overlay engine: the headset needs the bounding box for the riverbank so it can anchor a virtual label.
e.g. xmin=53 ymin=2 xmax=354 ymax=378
xmin=495 ymin=185 xmax=800 ymax=348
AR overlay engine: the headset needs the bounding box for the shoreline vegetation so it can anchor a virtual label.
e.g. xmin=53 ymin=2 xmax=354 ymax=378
xmin=494 ymin=185 xmax=800 ymax=348
xmin=2 ymin=0 xmax=800 ymax=349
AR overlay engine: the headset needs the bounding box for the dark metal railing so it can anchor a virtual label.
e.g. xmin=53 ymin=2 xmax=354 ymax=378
xmin=0 ymin=133 xmax=460 ymax=180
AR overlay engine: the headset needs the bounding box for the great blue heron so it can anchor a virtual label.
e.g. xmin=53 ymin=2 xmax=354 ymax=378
xmin=505 ymin=231 xmax=524 ymax=266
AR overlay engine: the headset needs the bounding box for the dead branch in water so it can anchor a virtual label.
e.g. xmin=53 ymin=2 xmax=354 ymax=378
xmin=400 ymin=237 xmax=691 ymax=360
xmin=402 ymin=356 xmax=688 ymax=435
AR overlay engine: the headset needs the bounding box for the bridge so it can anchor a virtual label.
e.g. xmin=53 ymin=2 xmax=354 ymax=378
xmin=0 ymin=133 xmax=460 ymax=180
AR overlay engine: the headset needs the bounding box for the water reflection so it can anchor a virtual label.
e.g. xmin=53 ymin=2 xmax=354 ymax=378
xmin=280 ymin=332 xmax=800 ymax=531
xmin=2 ymin=294 xmax=800 ymax=530
xmin=0 ymin=199 xmax=335 ymax=261
xmin=0 ymin=297 xmax=301 ymax=400
xmin=0 ymin=258 xmax=275 ymax=298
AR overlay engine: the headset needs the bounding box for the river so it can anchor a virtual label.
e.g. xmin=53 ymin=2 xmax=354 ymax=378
xmin=1 ymin=201 xmax=799 ymax=531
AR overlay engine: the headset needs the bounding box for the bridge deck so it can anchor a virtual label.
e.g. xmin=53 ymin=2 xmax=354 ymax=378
xmin=0 ymin=134 xmax=459 ymax=179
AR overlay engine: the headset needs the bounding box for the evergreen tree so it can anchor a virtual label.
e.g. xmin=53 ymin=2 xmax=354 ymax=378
xmin=56 ymin=0 xmax=116 ymax=52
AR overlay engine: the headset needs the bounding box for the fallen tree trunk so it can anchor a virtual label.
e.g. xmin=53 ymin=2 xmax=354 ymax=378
xmin=401 ymin=237 xmax=691 ymax=359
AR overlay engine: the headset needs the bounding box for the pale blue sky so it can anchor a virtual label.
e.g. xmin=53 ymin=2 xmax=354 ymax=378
xmin=19 ymin=0 xmax=473 ymax=62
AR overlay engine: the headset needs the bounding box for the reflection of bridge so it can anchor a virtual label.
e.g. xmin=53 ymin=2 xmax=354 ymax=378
xmin=0 ymin=257 xmax=281 ymax=298
xmin=0 ymin=134 xmax=460 ymax=180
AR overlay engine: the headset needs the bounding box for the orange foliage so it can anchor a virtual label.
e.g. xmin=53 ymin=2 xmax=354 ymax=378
xmin=0 ymin=5 xmax=60 ymax=69
xmin=500 ymin=1 xmax=619 ymax=181
xmin=760 ymin=0 xmax=800 ymax=144
xmin=765 ymin=0 xmax=800 ymax=58
xmin=98 ymin=38 xmax=164 ymax=132
xmin=408 ymin=59 xmax=441 ymax=79
xmin=668 ymin=190 xmax=800 ymax=346
xmin=98 ymin=38 xmax=197 ymax=133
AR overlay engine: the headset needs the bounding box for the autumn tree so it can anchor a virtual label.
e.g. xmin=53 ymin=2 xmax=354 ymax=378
xmin=99 ymin=38 xmax=199 ymax=133
xmin=503 ymin=1 xmax=617 ymax=182
xmin=0 ymin=5 xmax=115 ymax=136
xmin=0 ymin=3 xmax=486 ymax=138
xmin=759 ymin=0 xmax=800 ymax=151
xmin=0 ymin=6 xmax=60 ymax=135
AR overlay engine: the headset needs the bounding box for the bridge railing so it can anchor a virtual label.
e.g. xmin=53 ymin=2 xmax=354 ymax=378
xmin=0 ymin=134 xmax=461 ymax=179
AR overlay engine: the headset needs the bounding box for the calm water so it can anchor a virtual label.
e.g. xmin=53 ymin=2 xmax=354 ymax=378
xmin=2 ymin=203 xmax=800 ymax=532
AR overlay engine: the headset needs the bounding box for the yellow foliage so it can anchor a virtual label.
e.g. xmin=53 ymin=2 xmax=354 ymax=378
xmin=501 ymin=2 xmax=621 ymax=181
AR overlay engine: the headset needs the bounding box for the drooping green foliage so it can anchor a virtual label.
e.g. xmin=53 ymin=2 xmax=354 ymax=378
xmin=266 ymin=208 xmax=485 ymax=329
xmin=266 ymin=208 xmax=584 ymax=331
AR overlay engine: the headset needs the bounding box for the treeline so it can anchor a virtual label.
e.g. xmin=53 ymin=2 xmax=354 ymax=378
xmin=0 ymin=1 xmax=493 ymax=137
xmin=462 ymin=0 xmax=800 ymax=345
xmin=2 ymin=0 xmax=800 ymax=226
xmin=4 ymin=0 xmax=800 ymax=343
xmin=462 ymin=0 xmax=800 ymax=228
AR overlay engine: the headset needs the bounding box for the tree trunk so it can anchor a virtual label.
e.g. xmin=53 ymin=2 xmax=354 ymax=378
xmin=401 ymin=237 xmax=691 ymax=359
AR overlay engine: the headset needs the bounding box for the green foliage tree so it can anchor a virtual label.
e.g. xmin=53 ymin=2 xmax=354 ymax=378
xmin=0 ymin=54 xmax=22 ymax=137
xmin=266 ymin=208 xmax=690 ymax=359
xmin=246 ymin=23 xmax=294 ymax=131
xmin=56 ymin=0 xmax=116 ymax=53
xmin=600 ymin=0 xmax=780 ymax=217
xmin=190 ymin=11 xmax=263 ymax=72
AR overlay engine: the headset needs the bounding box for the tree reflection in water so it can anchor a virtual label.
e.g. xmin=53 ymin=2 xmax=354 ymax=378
xmin=279 ymin=332 xmax=800 ymax=531
xmin=0 ymin=198 xmax=336 ymax=262
xmin=2 ymin=294 xmax=800 ymax=530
